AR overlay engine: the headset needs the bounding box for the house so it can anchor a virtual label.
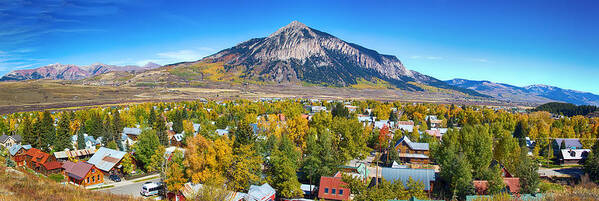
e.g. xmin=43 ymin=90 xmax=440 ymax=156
xmin=318 ymin=176 xmax=350 ymax=201
xmin=193 ymin=123 xmax=201 ymax=134
xmin=63 ymin=161 xmax=104 ymax=187
xmin=8 ymin=144 xmax=31 ymax=166
xmin=396 ymin=121 xmax=415 ymax=132
xmin=300 ymin=184 xmax=317 ymax=197
xmin=425 ymin=115 xmax=443 ymax=128
xmin=53 ymin=148 xmax=96 ymax=161
xmin=216 ymin=129 xmax=229 ymax=136
xmin=358 ymin=115 xmax=375 ymax=124
xmin=380 ymin=167 xmax=436 ymax=192
xmin=122 ymin=127 xmax=142 ymax=141
xmin=425 ymin=130 xmax=442 ymax=140
xmin=24 ymin=148 xmax=56 ymax=172
xmin=553 ymin=138 xmax=583 ymax=150
xmin=374 ymin=120 xmax=395 ymax=129
xmin=559 ymin=149 xmax=591 ymax=165
xmin=338 ymin=163 xmax=370 ymax=181
xmin=473 ymin=161 xmax=520 ymax=195
xmin=87 ymin=147 xmax=127 ymax=175
xmin=40 ymin=161 xmax=63 ymax=175
xmin=393 ymin=136 xmax=430 ymax=164
xmin=245 ymin=183 xmax=276 ymax=201
xmin=0 ymin=134 xmax=21 ymax=148
xmin=344 ymin=105 xmax=358 ymax=113
xmin=71 ymin=134 xmax=101 ymax=150
xmin=311 ymin=106 xmax=327 ymax=113
xmin=177 ymin=182 xmax=247 ymax=201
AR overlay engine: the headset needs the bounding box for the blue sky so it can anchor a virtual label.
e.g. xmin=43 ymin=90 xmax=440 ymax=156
xmin=1 ymin=0 xmax=598 ymax=94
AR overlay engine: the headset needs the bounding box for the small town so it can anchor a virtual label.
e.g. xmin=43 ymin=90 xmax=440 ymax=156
xmin=0 ymin=99 xmax=597 ymax=201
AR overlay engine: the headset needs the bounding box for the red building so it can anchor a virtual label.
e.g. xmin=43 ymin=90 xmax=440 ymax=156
xmin=318 ymin=176 xmax=350 ymax=201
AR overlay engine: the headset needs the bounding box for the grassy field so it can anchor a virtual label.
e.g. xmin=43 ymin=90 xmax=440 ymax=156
xmin=0 ymin=165 xmax=143 ymax=201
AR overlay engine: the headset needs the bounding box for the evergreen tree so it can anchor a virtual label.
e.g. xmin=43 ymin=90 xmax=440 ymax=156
xmin=266 ymin=135 xmax=303 ymax=198
xmin=516 ymin=146 xmax=539 ymax=194
xmin=85 ymin=111 xmax=103 ymax=138
xmin=107 ymin=140 xmax=118 ymax=150
xmin=172 ymin=110 xmax=184 ymax=133
xmin=302 ymin=127 xmax=341 ymax=187
xmin=148 ymin=107 xmax=157 ymax=127
xmin=21 ymin=115 xmax=36 ymax=145
xmin=513 ymin=120 xmax=528 ymax=146
xmin=331 ymin=102 xmax=349 ymax=118
xmin=54 ymin=113 xmax=72 ymax=151
xmin=232 ymin=121 xmax=256 ymax=148
xmin=154 ymin=113 xmax=169 ymax=146
xmin=389 ymin=111 xmax=397 ymax=122
xmin=133 ymin=129 xmax=160 ymax=171
xmin=110 ymin=109 xmax=123 ymax=143
xmin=77 ymin=131 xmax=85 ymax=149
xmin=38 ymin=111 xmax=54 ymax=151
xmin=584 ymin=140 xmax=599 ymax=181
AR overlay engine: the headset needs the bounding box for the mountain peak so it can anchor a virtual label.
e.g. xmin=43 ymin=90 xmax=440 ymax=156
xmin=269 ymin=21 xmax=314 ymax=38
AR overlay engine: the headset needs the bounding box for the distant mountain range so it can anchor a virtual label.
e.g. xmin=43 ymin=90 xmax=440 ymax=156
xmin=4 ymin=21 xmax=597 ymax=106
xmin=446 ymin=78 xmax=599 ymax=106
xmin=0 ymin=62 xmax=161 ymax=81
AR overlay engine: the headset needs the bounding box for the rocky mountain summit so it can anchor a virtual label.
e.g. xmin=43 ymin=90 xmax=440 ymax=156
xmin=201 ymin=21 xmax=483 ymax=96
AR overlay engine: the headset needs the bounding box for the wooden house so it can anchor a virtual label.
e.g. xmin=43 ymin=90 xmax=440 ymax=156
xmin=63 ymin=161 xmax=104 ymax=187
xmin=393 ymin=136 xmax=430 ymax=164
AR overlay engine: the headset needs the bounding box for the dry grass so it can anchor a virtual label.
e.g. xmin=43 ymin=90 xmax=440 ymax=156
xmin=0 ymin=165 xmax=144 ymax=201
xmin=543 ymin=186 xmax=599 ymax=201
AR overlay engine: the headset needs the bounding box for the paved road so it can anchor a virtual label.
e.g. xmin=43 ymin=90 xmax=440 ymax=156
xmin=102 ymin=178 xmax=161 ymax=198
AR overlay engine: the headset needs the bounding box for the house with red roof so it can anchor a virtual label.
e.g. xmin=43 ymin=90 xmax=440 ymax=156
xmin=40 ymin=161 xmax=63 ymax=175
xmin=473 ymin=161 xmax=520 ymax=195
xmin=63 ymin=161 xmax=104 ymax=187
xmin=23 ymin=148 xmax=57 ymax=173
xmin=318 ymin=175 xmax=350 ymax=201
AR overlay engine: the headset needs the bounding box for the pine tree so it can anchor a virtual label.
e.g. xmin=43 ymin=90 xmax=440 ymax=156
xmin=232 ymin=121 xmax=256 ymax=148
xmin=267 ymin=135 xmax=303 ymax=198
xmin=154 ymin=113 xmax=169 ymax=146
xmin=148 ymin=107 xmax=157 ymax=127
xmin=54 ymin=113 xmax=72 ymax=151
xmin=21 ymin=115 xmax=36 ymax=145
xmin=172 ymin=110 xmax=184 ymax=134
xmin=77 ymin=131 xmax=85 ymax=149
xmin=110 ymin=109 xmax=123 ymax=143
xmin=38 ymin=111 xmax=54 ymax=151
xmin=133 ymin=129 xmax=161 ymax=171
xmin=516 ymin=147 xmax=539 ymax=194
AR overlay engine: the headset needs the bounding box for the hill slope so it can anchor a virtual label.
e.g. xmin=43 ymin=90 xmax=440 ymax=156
xmin=446 ymin=78 xmax=599 ymax=106
xmin=164 ymin=21 xmax=487 ymax=97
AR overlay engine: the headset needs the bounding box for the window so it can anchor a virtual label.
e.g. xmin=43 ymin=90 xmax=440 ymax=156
xmin=339 ymin=189 xmax=344 ymax=195
xmin=98 ymin=175 xmax=100 ymax=181
xmin=92 ymin=176 xmax=95 ymax=182
xmin=86 ymin=177 xmax=89 ymax=183
xmin=324 ymin=188 xmax=329 ymax=194
xmin=332 ymin=189 xmax=336 ymax=195
xmin=91 ymin=168 xmax=95 ymax=173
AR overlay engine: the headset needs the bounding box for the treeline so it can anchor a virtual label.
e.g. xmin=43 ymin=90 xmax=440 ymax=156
xmin=534 ymin=102 xmax=598 ymax=117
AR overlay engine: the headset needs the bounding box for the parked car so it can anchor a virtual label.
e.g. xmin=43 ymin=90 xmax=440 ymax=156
xmin=109 ymin=174 xmax=121 ymax=182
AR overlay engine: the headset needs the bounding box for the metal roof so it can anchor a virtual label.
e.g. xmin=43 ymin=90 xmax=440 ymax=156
xmin=381 ymin=167 xmax=436 ymax=191
xmin=123 ymin=127 xmax=142 ymax=136
xmin=555 ymin=138 xmax=583 ymax=149
xmin=245 ymin=183 xmax=276 ymax=201
xmin=8 ymin=144 xmax=23 ymax=156
xmin=394 ymin=136 xmax=429 ymax=151
xmin=561 ymin=149 xmax=591 ymax=160
xmin=54 ymin=148 xmax=96 ymax=159
xmin=87 ymin=147 xmax=126 ymax=172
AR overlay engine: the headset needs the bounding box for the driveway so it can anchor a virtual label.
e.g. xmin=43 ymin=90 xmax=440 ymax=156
xmin=101 ymin=178 xmax=161 ymax=198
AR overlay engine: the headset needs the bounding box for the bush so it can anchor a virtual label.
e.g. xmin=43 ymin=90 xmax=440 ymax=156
xmin=48 ymin=174 xmax=64 ymax=182
xmin=538 ymin=181 xmax=565 ymax=193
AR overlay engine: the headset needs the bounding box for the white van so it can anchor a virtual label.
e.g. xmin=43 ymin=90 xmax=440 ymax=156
xmin=140 ymin=182 xmax=164 ymax=197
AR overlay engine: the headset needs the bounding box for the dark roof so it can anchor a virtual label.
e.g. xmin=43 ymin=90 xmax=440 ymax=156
xmin=62 ymin=161 xmax=76 ymax=172
xmin=43 ymin=161 xmax=63 ymax=170
xmin=0 ymin=134 xmax=9 ymax=143
xmin=554 ymin=138 xmax=583 ymax=149
xmin=12 ymin=134 xmax=22 ymax=142
xmin=66 ymin=161 xmax=93 ymax=180
xmin=381 ymin=168 xmax=436 ymax=191
xmin=394 ymin=136 xmax=429 ymax=151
